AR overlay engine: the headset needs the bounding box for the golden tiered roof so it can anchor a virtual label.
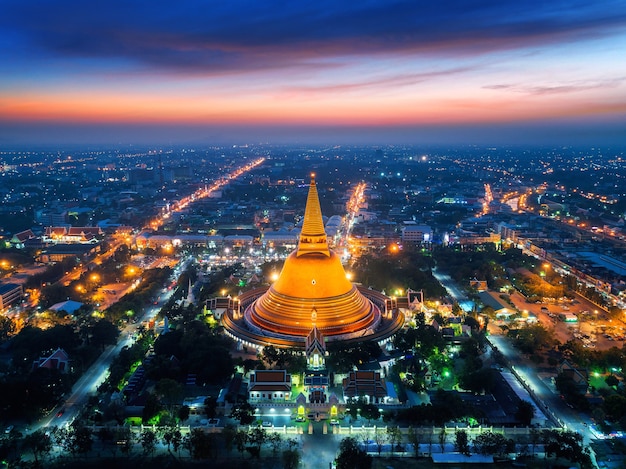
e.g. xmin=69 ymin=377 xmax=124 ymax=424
xmin=245 ymin=175 xmax=380 ymax=338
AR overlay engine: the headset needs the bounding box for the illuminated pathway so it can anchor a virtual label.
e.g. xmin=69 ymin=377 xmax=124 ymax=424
xmin=338 ymin=181 xmax=366 ymax=249
xmin=146 ymin=157 xmax=265 ymax=230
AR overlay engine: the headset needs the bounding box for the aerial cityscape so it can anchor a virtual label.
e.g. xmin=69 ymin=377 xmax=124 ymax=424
xmin=1 ymin=1 xmax=626 ymax=469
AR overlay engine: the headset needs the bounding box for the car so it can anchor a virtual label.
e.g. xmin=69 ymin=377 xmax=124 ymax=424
xmin=56 ymin=408 xmax=65 ymax=418
xmin=5 ymin=425 xmax=14 ymax=434
xmin=262 ymin=421 xmax=272 ymax=427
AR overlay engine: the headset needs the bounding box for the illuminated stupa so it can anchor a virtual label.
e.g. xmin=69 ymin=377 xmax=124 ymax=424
xmin=223 ymin=175 xmax=403 ymax=348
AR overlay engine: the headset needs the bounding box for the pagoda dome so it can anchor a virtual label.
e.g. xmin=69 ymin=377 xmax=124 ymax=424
xmin=244 ymin=175 xmax=380 ymax=339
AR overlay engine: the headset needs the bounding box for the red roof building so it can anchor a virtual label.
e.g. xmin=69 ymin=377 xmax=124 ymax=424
xmin=248 ymin=370 xmax=292 ymax=402
xmin=342 ymin=370 xmax=387 ymax=403
xmin=33 ymin=348 xmax=70 ymax=372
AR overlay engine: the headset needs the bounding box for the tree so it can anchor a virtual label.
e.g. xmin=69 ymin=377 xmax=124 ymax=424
xmin=178 ymin=404 xmax=190 ymax=422
xmin=260 ymin=344 xmax=280 ymax=368
xmin=374 ymin=427 xmax=387 ymax=456
xmin=542 ymin=429 xmax=592 ymax=467
xmin=65 ymin=425 xmax=93 ymax=457
xmin=248 ymin=426 xmax=268 ymax=458
xmin=508 ymin=323 xmax=555 ymax=354
xmin=204 ymin=396 xmax=218 ymax=418
xmin=90 ymin=319 xmax=120 ymax=350
xmin=230 ymin=401 xmax=255 ymax=424
xmin=438 ymin=428 xmax=447 ymax=453
xmin=156 ymin=378 xmax=183 ymax=413
xmin=23 ymin=430 xmax=52 ymax=463
xmin=529 ymin=428 xmax=541 ymax=458
xmin=188 ymin=428 xmax=213 ymax=459
xmin=282 ymin=447 xmax=301 ymax=469
xmin=222 ymin=423 xmax=237 ymax=455
xmin=454 ymin=429 xmax=470 ymax=456
xmin=142 ymin=392 xmax=162 ymax=423
xmin=234 ymin=429 xmax=248 ymax=457
xmin=406 ymin=426 xmax=421 ymax=458
xmin=605 ymin=374 xmax=619 ymax=387
xmin=345 ymin=398 xmax=359 ymax=421
xmin=387 ymin=426 xmax=402 ymax=455
xmin=0 ymin=315 xmax=16 ymax=342
xmin=336 ymin=437 xmax=372 ymax=469
xmin=268 ymin=432 xmax=282 ymax=456
xmin=171 ymin=428 xmax=182 ymax=456
xmin=472 ymin=431 xmax=511 ymax=457
xmin=140 ymin=429 xmax=157 ymax=457
xmin=360 ymin=403 xmax=380 ymax=423
xmin=116 ymin=427 xmax=133 ymax=457
xmin=162 ymin=427 xmax=176 ymax=452
xmin=515 ymin=400 xmax=535 ymax=426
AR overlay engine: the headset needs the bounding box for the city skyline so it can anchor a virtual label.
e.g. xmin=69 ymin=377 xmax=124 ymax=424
xmin=1 ymin=0 xmax=626 ymax=146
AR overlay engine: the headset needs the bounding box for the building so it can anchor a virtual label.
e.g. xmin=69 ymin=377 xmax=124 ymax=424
xmin=342 ymin=370 xmax=387 ymax=404
xmin=248 ymin=370 xmax=292 ymax=402
xmin=9 ymin=229 xmax=37 ymax=248
xmin=305 ymin=326 xmax=326 ymax=370
xmin=558 ymin=360 xmax=589 ymax=394
xmin=401 ymin=224 xmax=433 ymax=243
xmin=0 ymin=283 xmax=23 ymax=311
xmin=37 ymin=243 xmax=98 ymax=263
xmin=223 ymin=175 xmax=403 ymax=348
xmin=43 ymin=226 xmax=103 ymax=244
xmin=32 ymin=348 xmax=70 ymax=372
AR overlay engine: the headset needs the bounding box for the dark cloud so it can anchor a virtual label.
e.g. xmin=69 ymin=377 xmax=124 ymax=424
xmin=2 ymin=0 xmax=626 ymax=74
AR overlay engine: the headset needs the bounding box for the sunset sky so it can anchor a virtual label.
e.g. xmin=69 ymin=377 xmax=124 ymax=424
xmin=1 ymin=0 xmax=625 ymax=145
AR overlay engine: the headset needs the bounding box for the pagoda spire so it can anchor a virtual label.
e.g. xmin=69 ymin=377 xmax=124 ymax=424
xmin=296 ymin=174 xmax=330 ymax=257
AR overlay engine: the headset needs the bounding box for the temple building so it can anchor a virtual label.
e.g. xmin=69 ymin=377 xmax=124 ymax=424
xmin=223 ymin=175 xmax=403 ymax=349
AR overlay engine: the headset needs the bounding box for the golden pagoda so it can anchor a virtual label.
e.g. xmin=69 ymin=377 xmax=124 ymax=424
xmin=245 ymin=175 xmax=380 ymax=339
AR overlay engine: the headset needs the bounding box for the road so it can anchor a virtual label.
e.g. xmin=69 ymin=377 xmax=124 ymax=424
xmin=37 ymin=268 xmax=179 ymax=431
xmin=431 ymin=269 xmax=474 ymax=312
xmin=433 ymin=270 xmax=601 ymax=446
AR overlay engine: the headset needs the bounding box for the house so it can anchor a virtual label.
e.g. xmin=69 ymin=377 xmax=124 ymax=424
xmin=478 ymin=291 xmax=514 ymax=319
xmin=10 ymin=229 xmax=37 ymax=248
xmin=33 ymin=348 xmax=70 ymax=372
xmin=558 ymin=360 xmax=589 ymax=394
xmin=342 ymin=370 xmax=387 ymax=404
xmin=248 ymin=370 xmax=292 ymax=402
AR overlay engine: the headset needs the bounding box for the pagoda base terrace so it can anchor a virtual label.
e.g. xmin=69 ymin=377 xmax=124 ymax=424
xmin=222 ymin=286 xmax=404 ymax=349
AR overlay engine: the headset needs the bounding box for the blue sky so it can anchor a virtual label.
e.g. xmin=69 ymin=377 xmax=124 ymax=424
xmin=1 ymin=0 xmax=625 ymax=145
